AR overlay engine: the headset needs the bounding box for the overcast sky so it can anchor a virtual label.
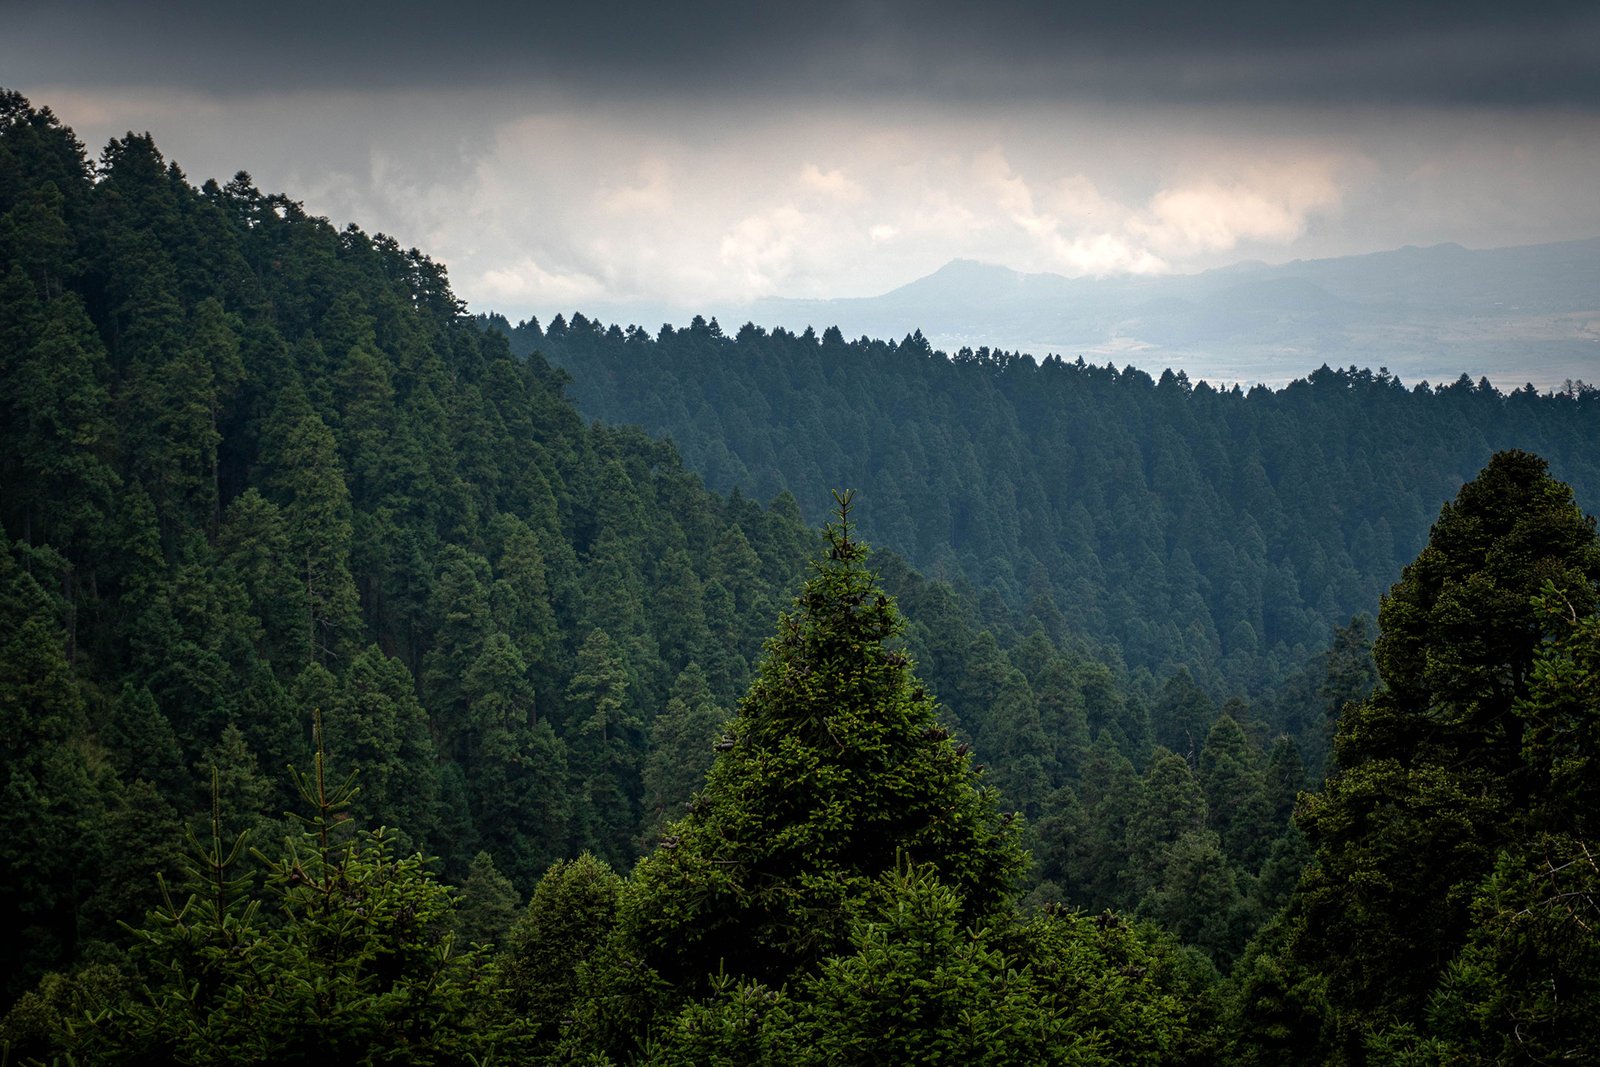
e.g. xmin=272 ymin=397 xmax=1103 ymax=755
xmin=8 ymin=0 xmax=1600 ymax=324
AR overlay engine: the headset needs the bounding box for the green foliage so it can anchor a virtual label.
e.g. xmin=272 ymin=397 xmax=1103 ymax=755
xmin=102 ymin=683 xmax=184 ymax=800
xmin=326 ymin=645 xmax=438 ymax=849
xmin=1 ymin=89 xmax=1237 ymax=1030
xmin=499 ymin=852 xmax=624 ymax=1047
xmin=635 ymin=863 xmax=1218 ymax=1066
xmin=1153 ymin=670 xmax=1215 ymax=763
xmin=1424 ymin=836 xmax=1600 ymax=1062
xmin=1289 ymin=450 xmax=1600 ymax=1051
xmin=1033 ymin=731 xmax=1142 ymax=912
xmin=1298 ymin=758 xmax=1503 ymax=1028
xmin=0 ymin=541 xmax=108 ymax=1001
xmin=3 ymin=90 xmax=884 ymax=1009
xmin=639 ymin=663 xmax=724 ymax=843
xmin=505 ymin=502 xmax=1226 ymax=1061
xmin=0 ymin=963 xmax=127 ymax=1065
xmin=454 ymin=850 xmax=521 ymax=950
xmin=1138 ymin=830 xmax=1250 ymax=967
xmin=1225 ymin=912 xmax=1334 ymax=1066
xmin=262 ymin=407 xmax=360 ymax=667
xmin=194 ymin=722 xmax=278 ymax=845
xmin=624 ymin=495 xmax=1025 ymax=989
xmin=6 ymin=293 xmax=118 ymax=557
xmin=524 ymin=313 xmax=1600 ymax=700
xmin=795 ymin=863 xmax=1072 ymax=1065
xmin=1124 ymin=749 xmax=1207 ymax=887
xmin=77 ymin=753 xmax=502 ymax=1064
xmin=1198 ymin=714 xmax=1274 ymax=868
xmin=643 ymin=971 xmax=797 ymax=1066
xmin=998 ymin=904 xmax=1223 ymax=1066
xmin=567 ymin=628 xmax=640 ymax=867
xmin=17 ymin=87 xmax=1600 ymax=1060
xmin=80 ymin=776 xmax=185 ymax=945
xmin=1412 ymin=592 xmax=1600 ymax=1062
xmin=1520 ymin=584 xmax=1600 ymax=833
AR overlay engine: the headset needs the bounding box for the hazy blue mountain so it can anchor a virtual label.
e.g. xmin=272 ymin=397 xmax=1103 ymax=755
xmin=734 ymin=238 xmax=1600 ymax=388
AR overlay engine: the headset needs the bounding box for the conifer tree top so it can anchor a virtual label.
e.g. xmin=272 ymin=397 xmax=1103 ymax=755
xmin=625 ymin=490 xmax=1023 ymax=983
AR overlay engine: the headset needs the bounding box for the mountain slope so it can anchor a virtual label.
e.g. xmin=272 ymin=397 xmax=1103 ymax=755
xmin=508 ymin=313 xmax=1600 ymax=700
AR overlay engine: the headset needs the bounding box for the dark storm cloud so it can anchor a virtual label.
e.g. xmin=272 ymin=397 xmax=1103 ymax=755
xmin=9 ymin=0 xmax=1599 ymax=107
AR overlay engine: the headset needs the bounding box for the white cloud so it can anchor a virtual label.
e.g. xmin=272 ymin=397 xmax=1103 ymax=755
xmin=1134 ymin=158 xmax=1351 ymax=256
xmin=966 ymin=149 xmax=1164 ymax=275
xmin=1045 ymin=175 xmax=1119 ymax=224
xmin=478 ymin=258 xmax=606 ymax=306
xmin=719 ymin=205 xmax=812 ymax=296
xmin=799 ymin=163 xmax=864 ymax=201
xmin=597 ymin=156 xmax=676 ymax=216
xmin=1056 ymin=234 xmax=1168 ymax=275
xmin=33 ymin=86 xmax=1600 ymax=323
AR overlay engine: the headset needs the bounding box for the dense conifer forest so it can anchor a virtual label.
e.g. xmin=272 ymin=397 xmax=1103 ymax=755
xmin=3 ymin=90 xmax=1599 ymax=1063
xmin=499 ymin=311 xmax=1600 ymax=699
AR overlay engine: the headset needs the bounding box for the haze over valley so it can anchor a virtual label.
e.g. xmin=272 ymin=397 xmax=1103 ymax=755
xmin=558 ymin=236 xmax=1600 ymax=389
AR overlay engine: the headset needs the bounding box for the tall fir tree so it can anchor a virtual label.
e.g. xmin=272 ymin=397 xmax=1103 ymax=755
xmin=622 ymin=493 xmax=1025 ymax=990
xmin=1292 ymin=450 xmax=1600 ymax=1048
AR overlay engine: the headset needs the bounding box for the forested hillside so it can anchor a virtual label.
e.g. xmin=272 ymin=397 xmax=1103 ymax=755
xmin=4 ymin=90 xmax=1599 ymax=1064
xmin=1 ymin=88 xmax=1241 ymax=1021
xmin=0 ymin=88 xmax=805 ymax=985
xmin=499 ymin=312 xmax=1600 ymax=696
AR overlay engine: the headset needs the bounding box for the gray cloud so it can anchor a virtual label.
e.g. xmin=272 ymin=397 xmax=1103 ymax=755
xmin=7 ymin=1 xmax=1598 ymax=330
xmin=8 ymin=0 xmax=1599 ymax=107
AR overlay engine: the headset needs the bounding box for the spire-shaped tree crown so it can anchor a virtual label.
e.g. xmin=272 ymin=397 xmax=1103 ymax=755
xmin=625 ymin=491 xmax=1023 ymax=984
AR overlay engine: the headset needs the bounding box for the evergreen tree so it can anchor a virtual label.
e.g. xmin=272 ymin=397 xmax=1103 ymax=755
xmin=488 ymin=513 xmax=561 ymax=698
xmin=1198 ymin=713 xmax=1274 ymax=868
xmin=217 ymin=488 xmax=303 ymax=670
xmin=1153 ymin=669 xmax=1215 ymax=764
xmin=1044 ymin=729 xmax=1143 ymax=909
xmin=1410 ymin=583 xmax=1600 ymax=1061
xmin=194 ymin=722 xmax=277 ymax=846
xmin=1032 ymin=651 xmax=1091 ymax=784
xmin=1123 ymin=749 xmax=1206 ymax=902
xmin=1319 ymin=617 xmax=1376 ymax=724
xmin=565 ymin=628 xmax=639 ymax=867
xmin=1293 ymin=450 xmax=1600 ymax=1045
xmin=790 ymin=863 xmax=1071 ymax=1065
xmin=1262 ymin=734 xmax=1307 ymax=828
xmin=499 ymin=852 xmax=624 ymax=1048
xmin=622 ymin=493 xmax=1025 ymax=991
xmin=79 ymin=776 xmax=184 ymax=945
xmin=262 ymin=407 xmax=359 ymax=667
xmin=78 ymin=752 xmax=501 ymax=1063
xmin=325 ymin=644 xmax=437 ymax=847
xmin=0 ymin=543 xmax=106 ymax=1000
xmin=0 ymin=180 xmax=75 ymax=300
xmin=639 ymin=662 xmax=724 ymax=843
xmin=1417 ymin=835 xmax=1600 ymax=1062
xmin=101 ymin=682 xmax=185 ymax=802
xmin=650 ymin=544 xmax=711 ymax=676
xmin=419 ymin=545 xmax=493 ymax=743
xmin=454 ymin=850 xmax=520 ymax=949
xmin=8 ymin=293 xmax=117 ymax=558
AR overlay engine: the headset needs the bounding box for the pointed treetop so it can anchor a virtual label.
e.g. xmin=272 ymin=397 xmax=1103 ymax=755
xmin=623 ymin=498 xmax=1023 ymax=985
xmin=827 ymin=488 xmax=859 ymax=562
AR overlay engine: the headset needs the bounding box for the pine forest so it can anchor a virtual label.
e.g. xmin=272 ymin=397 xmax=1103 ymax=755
xmin=2 ymin=89 xmax=1599 ymax=1064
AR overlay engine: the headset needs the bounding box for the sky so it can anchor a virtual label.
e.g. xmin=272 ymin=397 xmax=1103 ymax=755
xmin=7 ymin=0 xmax=1600 ymax=327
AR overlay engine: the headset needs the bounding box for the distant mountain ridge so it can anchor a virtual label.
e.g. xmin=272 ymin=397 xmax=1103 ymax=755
xmin=727 ymin=238 xmax=1600 ymax=388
